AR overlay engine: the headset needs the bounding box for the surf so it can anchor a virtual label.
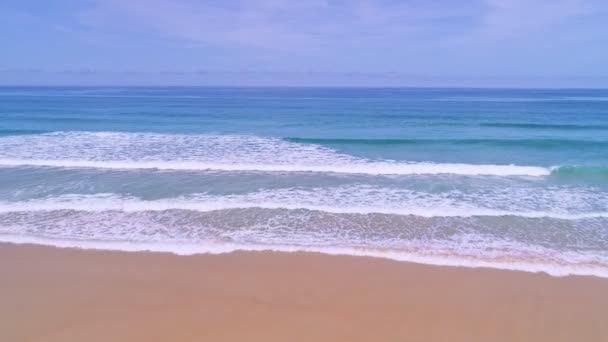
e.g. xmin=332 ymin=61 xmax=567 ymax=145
xmin=0 ymin=132 xmax=552 ymax=176
xmin=1 ymin=188 xmax=606 ymax=219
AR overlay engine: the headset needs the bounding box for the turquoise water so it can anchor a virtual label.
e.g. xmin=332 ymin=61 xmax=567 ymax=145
xmin=1 ymin=86 xmax=608 ymax=276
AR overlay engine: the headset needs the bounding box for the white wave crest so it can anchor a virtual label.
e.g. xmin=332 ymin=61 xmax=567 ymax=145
xmin=0 ymin=158 xmax=550 ymax=176
xmin=0 ymin=187 xmax=606 ymax=219
xmin=0 ymin=132 xmax=550 ymax=176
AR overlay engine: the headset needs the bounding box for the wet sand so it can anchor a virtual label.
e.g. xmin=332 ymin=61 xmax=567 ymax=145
xmin=1 ymin=242 xmax=607 ymax=342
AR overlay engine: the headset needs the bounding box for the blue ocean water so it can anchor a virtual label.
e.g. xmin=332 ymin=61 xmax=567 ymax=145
xmin=1 ymin=86 xmax=607 ymax=276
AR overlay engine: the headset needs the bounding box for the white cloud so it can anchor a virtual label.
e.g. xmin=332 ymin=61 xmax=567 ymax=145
xmin=77 ymin=0 xmax=335 ymax=49
xmin=475 ymin=0 xmax=594 ymax=39
xmin=77 ymin=0 xmax=475 ymax=51
xmin=5 ymin=0 xmax=606 ymax=76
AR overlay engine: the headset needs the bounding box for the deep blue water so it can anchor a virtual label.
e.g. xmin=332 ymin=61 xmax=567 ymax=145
xmin=1 ymin=86 xmax=607 ymax=276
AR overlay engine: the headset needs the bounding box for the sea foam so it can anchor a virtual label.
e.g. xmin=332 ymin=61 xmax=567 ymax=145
xmin=0 ymin=185 xmax=606 ymax=219
xmin=1 ymin=234 xmax=607 ymax=278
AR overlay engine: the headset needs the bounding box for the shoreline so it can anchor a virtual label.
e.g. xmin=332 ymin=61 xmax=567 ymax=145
xmin=2 ymin=242 xmax=608 ymax=341
xmin=1 ymin=236 xmax=607 ymax=278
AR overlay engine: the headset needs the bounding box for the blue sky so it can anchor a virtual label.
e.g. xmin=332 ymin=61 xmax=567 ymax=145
xmin=1 ymin=0 xmax=607 ymax=86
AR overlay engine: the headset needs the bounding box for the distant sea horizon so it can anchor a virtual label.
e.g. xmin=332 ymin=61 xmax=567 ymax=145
xmin=2 ymin=68 xmax=608 ymax=89
xmin=3 ymin=85 xmax=608 ymax=89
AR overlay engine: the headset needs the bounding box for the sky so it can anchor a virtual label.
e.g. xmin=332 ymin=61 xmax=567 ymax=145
xmin=1 ymin=0 xmax=607 ymax=87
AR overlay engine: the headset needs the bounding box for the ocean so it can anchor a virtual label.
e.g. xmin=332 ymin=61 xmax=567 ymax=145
xmin=1 ymin=86 xmax=607 ymax=276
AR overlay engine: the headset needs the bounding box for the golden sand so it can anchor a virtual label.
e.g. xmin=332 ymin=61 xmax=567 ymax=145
xmin=1 ymin=243 xmax=607 ymax=341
